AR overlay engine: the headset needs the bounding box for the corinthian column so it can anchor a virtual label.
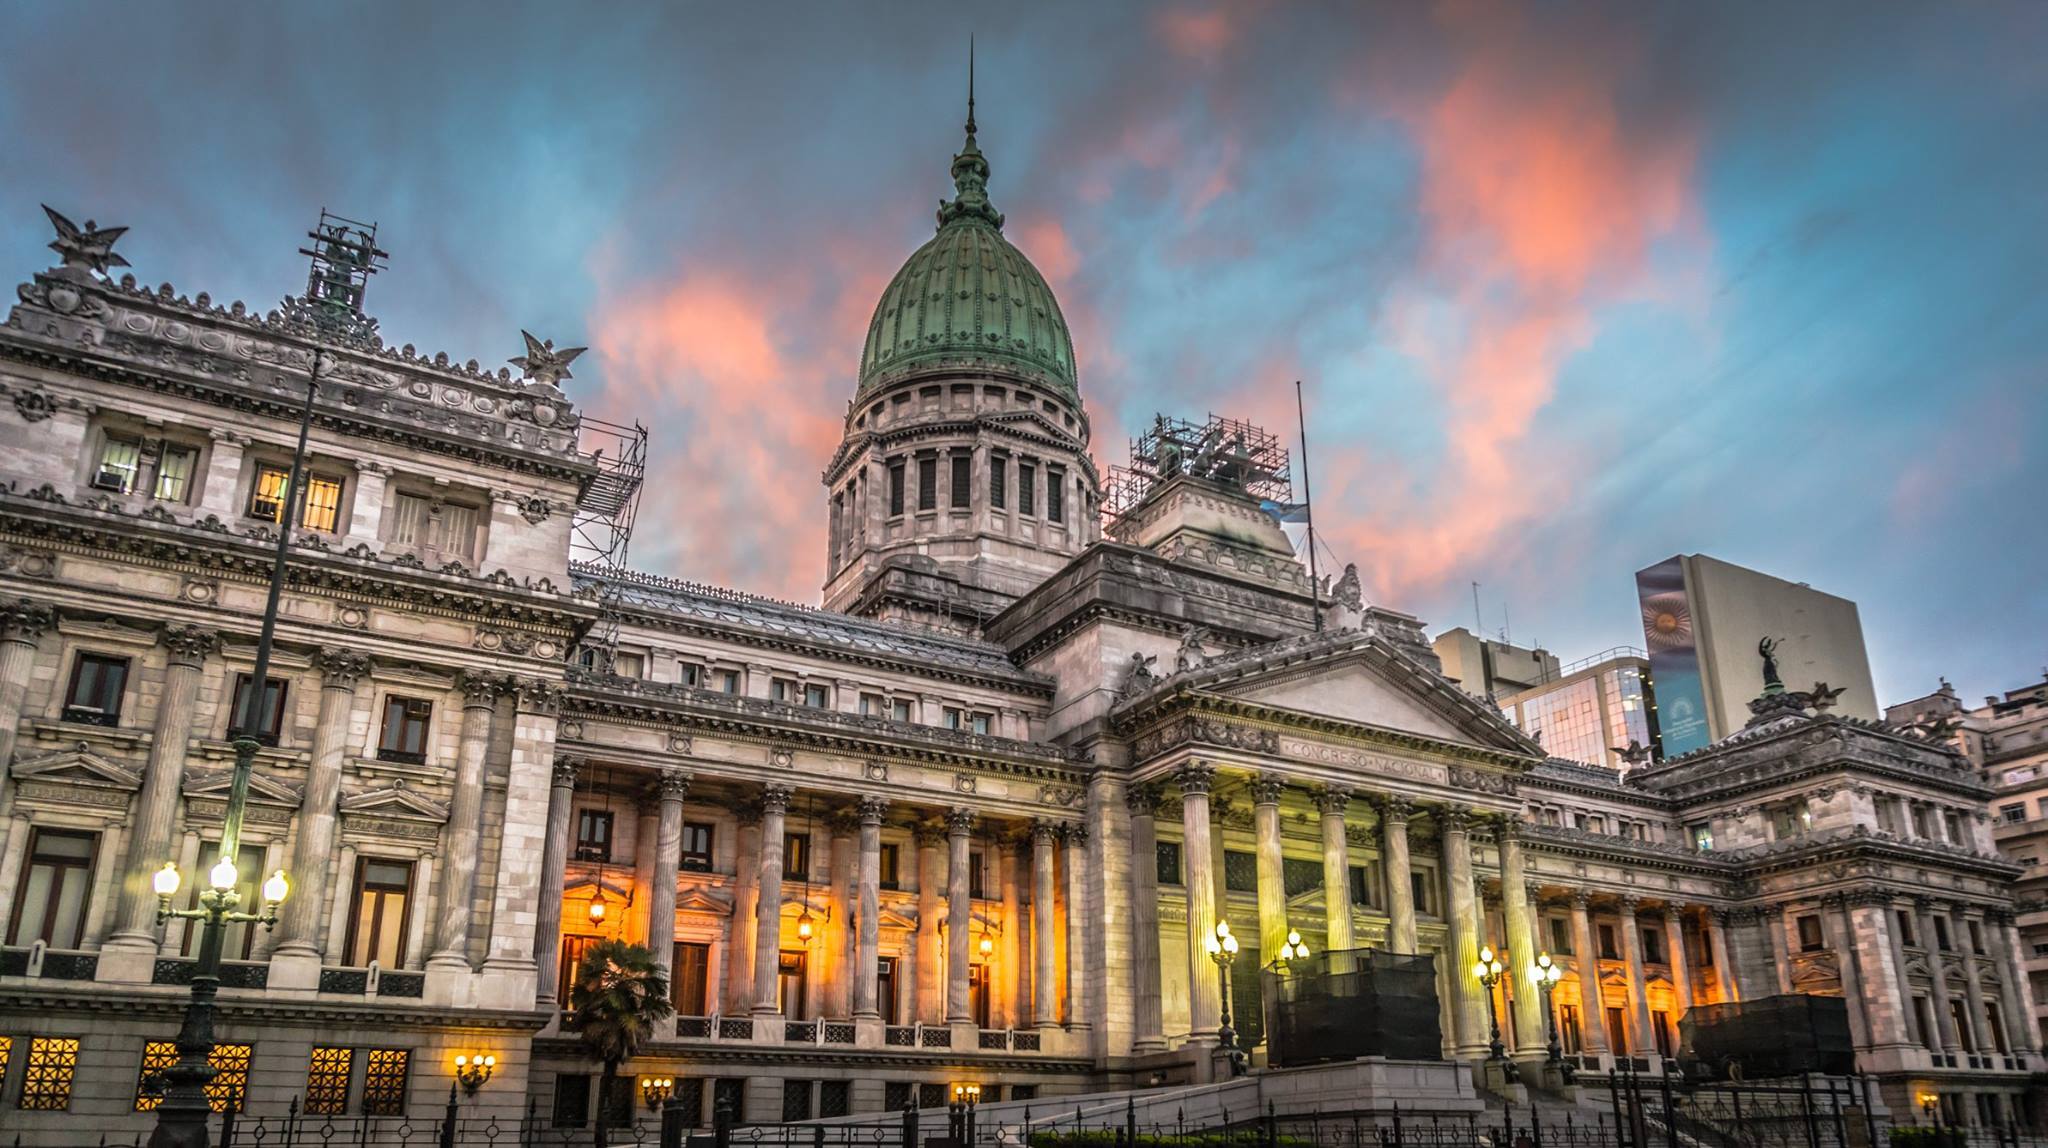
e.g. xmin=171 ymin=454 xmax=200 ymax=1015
xmin=723 ymin=803 xmax=763 ymax=1013
xmin=1314 ymin=785 xmax=1356 ymax=952
xmin=533 ymin=756 xmax=580 ymax=1007
xmin=109 ymin=624 xmax=219 ymax=953
xmin=1439 ymin=805 xmax=1486 ymax=1058
xmin=1376 ymin=797 xmax=1417 ymax=954
xmin=1031 ymin=820 xmax=1059 ymax=1028
xmin=751 ymin=785 xmax=793 ymax=1015
xmin=852 ymin=797 xmax=887 ymax=1022
xmin=1125 ymin=785 xmax=1167 ymax=1051
xmin=0 ymin=600 xmax=52 ymax=823
xmin=272 ymin=647 xmax=370 ymax=974
xmin=945 ymin=807 xmax=975 ymax=1025
xmin=1497 ymin=819 xmax=1546 ymax=1060
xmin=1617 ymin=895 xmax=1654 ymax=1054
xmin=1063 ymin=821 xmax=1091 ymax=1032
xmin=429 ymin=672 xmax=500 ymax=968
xmin=913 ymin=820 xmax=945 ymax=1023
xmin=1570 ymin=892 xmax=1608 ymax=1054
xmin=1663 ymin=905 xmax=1693 ymax=1015
xmin=1250 ymin=774 xmax=1289 ymax=964
xmin=647 ymin=770 xmax=691 ymax=984
xmin=1178 ymin=761 xmax=1221 ymax=1045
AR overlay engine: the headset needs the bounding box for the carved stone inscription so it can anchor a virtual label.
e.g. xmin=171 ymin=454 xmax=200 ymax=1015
xmin=1275 ymin=736 xmax=1451 ymax=786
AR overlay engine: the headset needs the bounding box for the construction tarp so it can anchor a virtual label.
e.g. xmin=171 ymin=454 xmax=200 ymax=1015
xmin=1262 ymin=948 xmax=1443 ymax=1067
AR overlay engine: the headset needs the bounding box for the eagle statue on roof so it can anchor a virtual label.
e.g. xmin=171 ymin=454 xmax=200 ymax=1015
xmin=509 ymin=330 xmax=586 ymax=390
xmin=42 ymin=205 xmax=130 ymax=277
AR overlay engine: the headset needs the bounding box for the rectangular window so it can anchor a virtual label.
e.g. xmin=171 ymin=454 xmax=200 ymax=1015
xmin=599 ymin=1076 xmax=635 ymax=1126
xmin=93 ymin=435 xmax=142 ymax=492
xmin=1549 ymin=917 xmax=1573 ymax=956
xmin=776 ymin=950 xmax=808 ymax=1015
xmin=229 ymin=673 xmax=289 ymax=745
xmin=361 ymin=1050 xmax=410 ymax=1117
xmin=575 ymin=811 xmax=614 ymax=863
xmin=1223 ymin=850 xmax=1257 ymax=893
xmin=1689 ymin=823 xmax=1713 ymax=851
xmin=1598 ymin=924 xmax=1619 ymax=960
xmin=1018 ymin=462 xmax=1036 ymax=516
xmin=346 ymin=858 xmax=414 ymax=968
xmin=62 ymin=652 xmax=128 ymax=726
xmin=1561 ymin=1005 xmax=1582 ymax=1055
xmin=1898 ymin=910 xmax=1918 ymax=947
xmin=1642 ymin=925 xmax=1665 ymax=965
xmin=884 ymin=1082 xmax=912 ymax=1113
xmin=770 ymin=678 xmax=794 ymax=703
xmin=1797 ymin=914 xmax=1825 ymax=952
xmin=1156 ymin=841 xmax=1182 ymax=886
xmin=783 ymin=1080 xmax=814 ymax=1123
xmin=248 ymin=465 xmax=343 ymax=532
xmin=552 ymin=1074 xmax=591 ymax=1128
xmin=19 ymin=1036 xmax=80 ymax=1111
xmin=951 ymin=453 xmax=971 ymax=508
xmin=877 ymin=957 xmax=899 ymax=1024
xmin=611 ymin=652 xmax=643 ymax=678
xmin=1934 ymin=916 xmax=1953 ymax=951
xmin=300 ymin=476 xmax=343 ymax=532
xmin=887 ymin=459 xmax=905 ymax=516
xmin=943 ymin=707 xmax=962 ymax=730
xmin=673 ymin=942 xmax=711 ymax=1015
xmin=917 ymin=456 xmax=937 ymax=511
xmin=820 ymin=1078 xmax=850 ymax=1118
xmin=1969 ymin=920 xmax=1985 ymax=954
xmin=389 ymin=492 xmax=430 ymax=548
xmin=1283 ymin=857 xmax=1323 ymax=897
xmin=438 ymin=502 xmax=478 ymax=561
xmin=203 ymin=1043 xmax=252 ymax=1114
xmin=680 ymin=823 xmax=713 ymax=872
xmin=784 ymin=833 xmax=811 ymax=879
xmin=803 ymin=683 xmax=829 ymax=708
xmin=558 ymin=935 xmax=599 ymax=1009
xmin=8 ymin=828 xmax=97 ymax=949
xmin=304 ymin=1047 xmax=353 ymax=1116
xmin=860 ymin=693 xmax=883 ymax=717
xmin=1348 ymin=864 xmax=1373 ymax=909
xmin=715 ymin=1079 xmax=747 ymax=1123
xmin=377 ymin=695 xmax=432 ymax=762
xmin=970 ymin=711 xmax=992 ymax=735
xmin=1411 ymin=870 xmax=1438 ymax=917
xmin=718 ymin=670 xmax=741 ymax=694
xmin=1945 ymin=811 xmax=1964 ymax=843
xmin=969 ymin=850 xmax=985 ymax=899
xmin=1047 ymin=469 xmax=1065 ymax=523
xmin=153 ymin=444 xmax=199 ymax=502
xmin=990 ymin=455 xmax=1007 ymax=509
xmin=918 ymin=1083 xmax=949 ymax=1110
xmin=1606 ymin=1006 xmax=1630 ymax=1054
xmin=134 ymin=1041 xmax=179 ymax=1111
xmin=879 ymin=843 xmax=901 ymax=890
xmin=2001 ymin=803 xmax=2026 ymax=824
xmin=890 ymin=698 xmax=912 ymax=722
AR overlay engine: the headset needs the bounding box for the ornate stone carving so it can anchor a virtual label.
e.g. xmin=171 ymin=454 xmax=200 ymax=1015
xmin=158 ymin=623 xmax=220 ymax=667
xmin=655 ymin=769 xmax=692 ymax=801
xmin=508 ymin=330 xmax=586 ymax=389
xmin=12 ymin=389 xmax=56 ymax=424
xmin=1031 ymin=820 xmax=1061 ymax=845
xmin=1116 ymin=651 xmax=1160 ymax=700
xmin=41 ymin=205 xmax=131 ymax=277
xmin=1248 ymin=773 xmax=1287 ymax=805
xmin=1436 ymin=804 xmax=1472 ymax=834
xmin=1038 ymin=784 xmax=1084 ymax=808
xmin=862 ymin=760 xmax=888 ymax=783
xmin=1062 ymin=821 xmax=1090 ymax=847
xmin=945 ymin=807 xmax=976 ymax=835
xmin=1447 ymin=765 xmax=1517 ymax=796
xmin=857 ymin=795 xmax=889 ymax=825
xmin=952 ymin=773 xmax=975 ymax=794
xmin=551 ymin=758 xmax=581 ymax=788
xmin=1372 ymin=795 xmax=1414 ymax=823
xmin=517 ymin=496 xmax=553 ymax=525
xmin=459 ymin=670 xmax=501 ymax=707
xmin=912 ymin=820 xmax=948 ymax=847
xmin=513 ymin=677 xmax=563 ymax=715
xmin=668 ymin=733 xmax=693 ymax=754
xmin=558 ymin=719 xmax=584 ymax=740
xmin=1311 ymin=784 xmax=1351 ymax=816
xmin=1174 ymin=761 xmax=1216 ymax=796
xmin=313 ymin=646 xmax=371 ymax=690
xmin=0 ymin=598 xmax=54 ymax=644
xmin=1123 ymin=782 xmax=1162 ymax=816
xmin=758 ymin=784 xmax=794 ymax=816
xmin=770 ymin=747 xmax=794 ymax=769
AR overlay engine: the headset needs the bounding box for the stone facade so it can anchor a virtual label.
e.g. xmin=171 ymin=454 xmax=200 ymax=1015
xmin=0 ymin=165 xmax=2035 ymax=1144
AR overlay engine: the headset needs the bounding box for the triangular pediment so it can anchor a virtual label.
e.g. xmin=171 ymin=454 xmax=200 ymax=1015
xmin=339 ymin=784 xmax=449 ymax=822
xmin=677 ymin=888 xmax=734 ymax=915
xmin=10 ymin=743 xmax=142 ymax=790
xmin=183 ymin=768 xmax=303 ymax=806
xmin=1139 ymin=631 xmax=1542 ymax=757
xmin=878 ymin=907 xmax=918 ymax=931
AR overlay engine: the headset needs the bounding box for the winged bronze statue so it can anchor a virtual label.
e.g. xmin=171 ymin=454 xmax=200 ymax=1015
xmin=42 ymin=205 xmax=130 ymax=276
xmin=1807 ymin=682 xmax=1846 ymax=712
xmin=509 ymin=330 xmax=587 ymax=387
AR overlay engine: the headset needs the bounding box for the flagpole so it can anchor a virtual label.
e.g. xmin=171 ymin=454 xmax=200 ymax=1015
xmin=1295 ymin=380 xmax=1320 ymax=632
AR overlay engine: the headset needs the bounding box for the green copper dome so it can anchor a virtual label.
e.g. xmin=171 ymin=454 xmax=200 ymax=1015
xmin=857 ymin=106 xmax=1078 ymax=399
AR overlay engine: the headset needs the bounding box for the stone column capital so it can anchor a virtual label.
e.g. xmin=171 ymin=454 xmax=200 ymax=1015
xmin=1492 ymin=812 xmax=1525 ymax=841
xmin=511 ymin=676 xmax=564 ymax=715
xmin=551 ymin=757 xmax=582 ymax=788
xmin=458 ymin=670 xmax=502 ymax=708
xmin=1663 ymin=903 xmax=1686 ymax=923
xmin=1248 ymin=773 xmax=1287 ymax=805
xmin=1061 ymin=821 xmax=1090 ymax=847
xmin=1436 ymin=803 xmax=1473 ymax=834
xmin=313 ymin=646 xmax=372 ymax=689
xmin=1124 ymin=781 xmax=1163 ymax=816
xmin=735 ymin=799 xmax=765 ymax=828
xmin=856 ymin=795 xmax=889 ymax=826
xmin=158 ymin=623 xmax=220 ymax=668
xmin=1030 ymin=819 xmax=1060 ymax=846
xmin=758 ymin=784 xmax=794 ymax=816
xmin=1616 ymin=893 xmax=1641 ymax=914
xmin=825 ymin=806 xmax=862 ymax=838
xmin=1174 ymin=761 xmax=1216 ymax=796
xmin=0 ymin=598 xmax=53 ymax=645
xmin=911 ymin=819 xmax=947 ymax=847
xmin=944 ymin=806 xmax=976 ymax=837
xmin=1570 ymin=890 xmax=1594 ymax=910
xmin=1371 ymin=795 xmax=1415 ymax=823
xmin=655 ymin=769 xmax=692 ymax=802
xmin=1311 ymin=784 xmax=1351 ymax=816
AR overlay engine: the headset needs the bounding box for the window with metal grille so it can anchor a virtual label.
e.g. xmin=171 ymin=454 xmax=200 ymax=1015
xmin=887 ymin=459 xmax=905 ymax=516
xmin=989 ymin=454 xmax=1007 ymax=509
xmin=552 ymin=1074 xmax=590 ymax=1128
xmin=1155 ymin=841 xmax=1181 ymax=886
xmin=19 ymin=1036 xmax=79 ymax=1110
xmin=782 ymin=1080 xmax=813 ymax=1122
xmin=205 ymin=1044 xmax=253 ymax=1114
xmin=1011 ymin=1084 xmax=1039 ymax=1101
xmin=362 ymin=1049 xmax=410 ymax=1116
xmin=1223 ymin=850 xmax=1257 ymax=893
xmin=134 ymin=1041 xmax=180 ymax=1111
xmin=1018 ymin=462 xmax=1036 ymax=515
xmin=917 ymin=457 xmax=937 ymax=511
xmin=305 ymin=1047 xmax=353 ymax=1115
xmin=600 ymin=1076 xmax=634 ymax=1125
xmin=918 ymin=1082 xmax=948 ymax=1109
xmin=1282 ymin=857 xmax=1322 ymax=897
xmin=0 ymin=1037 xmax=11 ymax=1097
xmin=713 ymin=1078 xmax=745 ymax=1122
xmin=819 ymin=1079 xmax=850 ymax=1117
xmin=1047 ymin=469 xmax=1065 ymax=522
xmin=951 ymin=454 xmax=971 ymax=508
xmin=884 ymin=1081 xmax=912 ymax=1112
xmin=670 ymin=1078 xmax=703 ymax=1127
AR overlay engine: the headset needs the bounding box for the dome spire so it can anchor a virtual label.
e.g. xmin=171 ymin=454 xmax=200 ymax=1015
xmin=939 ymin=38 xmax=1003 ymax=230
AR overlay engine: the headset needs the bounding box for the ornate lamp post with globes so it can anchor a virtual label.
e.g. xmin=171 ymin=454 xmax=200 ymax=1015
xmin=1472 ymin=945 xmax=1508 ymax=1062
xmin=1206 ymin=920 xmax=1247 ymax=1077
xmin=147 ymin=214 xmax=385 ymax=1148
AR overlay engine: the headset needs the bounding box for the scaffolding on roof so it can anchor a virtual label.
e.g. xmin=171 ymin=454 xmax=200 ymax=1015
xmin=569 ymin=413 xmax=648 ymax=674
xmin=1102 ymin=412 xmax=1293 ymax=533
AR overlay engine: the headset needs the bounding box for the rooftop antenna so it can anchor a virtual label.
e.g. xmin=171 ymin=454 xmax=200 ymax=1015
xmin=1472 ymin=582 xmax=1483 ymax=634
xmin=1295 ymin=380 xmax=1321 ymax=632
xmin=967 ymin=36 xmax=977 ymax=140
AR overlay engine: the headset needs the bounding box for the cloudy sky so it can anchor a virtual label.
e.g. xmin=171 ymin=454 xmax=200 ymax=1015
xmin=3 ymin=2 xmax=2043 ymax=705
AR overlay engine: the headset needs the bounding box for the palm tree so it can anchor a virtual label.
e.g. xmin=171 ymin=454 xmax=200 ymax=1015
xmin=569 ymin=939 xmax=675 ymax=1148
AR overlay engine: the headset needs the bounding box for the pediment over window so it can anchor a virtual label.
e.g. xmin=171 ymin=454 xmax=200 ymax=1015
xmin=878 ymin=907 xmax=919 ymax=932
xmin=677 ymin=887 xmax=734 ymax=915
xmin=339 ymin=784 xmax=449 ymax=823
xmin=10 ymin=742 xmax=142 ymax=791
xmin=183 ymin=768 xmax=303 ymax=807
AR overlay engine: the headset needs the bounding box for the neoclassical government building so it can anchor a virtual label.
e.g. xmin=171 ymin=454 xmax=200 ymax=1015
xmin=0 ymin=106 xmax=2034 ymax=1143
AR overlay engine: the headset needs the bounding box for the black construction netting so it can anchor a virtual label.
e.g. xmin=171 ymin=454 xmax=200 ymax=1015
xmin=1261 ymin=948 xmax=1443 ymax=1067
xmin=1679 ymin=992 xmax=1855 ymax=1079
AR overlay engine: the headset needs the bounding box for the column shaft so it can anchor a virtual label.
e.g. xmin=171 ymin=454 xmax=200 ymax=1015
xmin=430 ymin=674 xmax=498 ymax=962
xmin=1570 ymin=894 xmax=1608 ymax=1053
xmin=823 ymin=818 xmax=855 ymax=1018
xmin=914 ymin=828 xmax=944 ymax=1023
xmin=1989 ymin=912 xmax=2035 ymax=1054
xmin=1500 ymin=825 xmax=1545 ymax=1059
xmin=945 ymin=808 xmax=974 ymax=1024
xmin=1125 ymin=787 xmax=1166 ymax=1052
xmin=276 ymin=648 xmax=367 ymax=953
xmin=998 ymin=839 xmax=1023 ymax=1028
xmin=1063 ymin=823 xmax=1091 ymax=1031
xmin=751 ymin=786 xmax=792 ymax=1015
xmin=1921 ymin=901 xmax=1961 ymax=1052
xmin=647 ymin=772 xmax=689 ymax=984
xmin=1179 ymin=764 xmax=1221 ymax=1043
xmin=112 ymin=626 xmax=216 ymax=941
xmin=1663 ymin=908 xmax=1693 ymax=1014
xmin=533 ymin=758 xmax=579 ymax=1006
xmin=1618 ymin=899 xmax=1654 ymax=1054
xmin=0 ymin=603 xmax=52 ymax=836
xmin=1251 ymin=776 xmax=1288 ymax=963
xmin=1706 ymin=911 xmax=1738 ymax=1004
xmin=724 ymin=815 xmax=761 ymax=1012
xmin=1315 ymin=787 xmax=1355 ymax=951
xmin=852 ymin=798 xmax=886 ymax=1020
xmin=1379 ymin=799 xmax=1417 ymax=954
xmin=1032 ymin=823 xmax=1058 ymax=1028
xmin=1441 ymin=808 xmax=1485 ymax=1057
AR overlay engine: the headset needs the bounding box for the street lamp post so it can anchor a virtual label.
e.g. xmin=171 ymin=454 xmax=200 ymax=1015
xmin=1275 ymin=927 xmax=1310 ymax=973
xmin=1472 ymin=945 xmax=1507 ymax=1062
xmin=148 ymin=214 xmax=383 ymax=1148
xmin=1532 ymin=952 xmax=1565 ymax=1063
xmin=1205 ymin=921 xmax=1245 ymax=1077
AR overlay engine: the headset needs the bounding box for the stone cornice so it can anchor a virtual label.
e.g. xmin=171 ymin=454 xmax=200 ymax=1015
xmin=1631 ymin=718 xmax=1988 ymax=804
xmin=1121 ymin=689 xmax=1535 ymax=775
xmin=820 ymin=408 xmax=1097 ymax=489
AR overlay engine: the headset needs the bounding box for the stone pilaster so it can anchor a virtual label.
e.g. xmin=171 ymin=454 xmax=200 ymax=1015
xmin=1570 ymin=892 xmax=1608 ymax=1053
xmin=1177 ymin=761 xmax=1221 ymax=1045
xmin=1249 ymin=774 xmax=1289 ymax=965
xmin=1846 ymin=896 xmax=1911 ymax=1051
xmin=1313 ymin=785 xmax=1356 ymax=952
xmin=1498 ymin=819 xmax=1544 ymax=1060
xmin=270 ymin=647 xmax=370 ymax=987
xmin=750 ymin=785 xmax=793 ymax=1016
xmin=1124 ymin=785 xmax=1166 ymax=1052
xmin=1822 ymin=897 xmax=1873 ymax=1050
xmin=105 ymin=624 xmax=218 ymax=970
xmin=1376 ymin=797 xmax=1417 ymax=955
xmin=532 ymin=756 xmax=580 ymax=1007
xmin=1439 ymin=805 xmax=1486 ymax=1058
xmin=851 ymin=797 xmax=887 ymax=1022
xmin=1062 ymin=821 xmax=1091 ymax=1032
xmin=1959 ymin=913 xmax=1993 ymax=1054
xmin=1990 ymin=909 xmax=2037 ymax=1054
xmin=0 ymin=600 xmax=52 ymax=830
xmin=1031 ymin=820 xmax=1059 ymax=1029
xmin=1617 ymin=895 xmax=1654 ymax=1054
xmin=944 ymin=806 xmax=975 ymax=1025
xmin=428 ymin=671 xmax=501 ymax=971
xmin=477 ymin=677 xmax=561 ymax=1009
